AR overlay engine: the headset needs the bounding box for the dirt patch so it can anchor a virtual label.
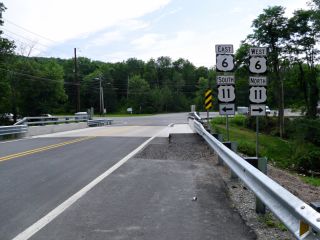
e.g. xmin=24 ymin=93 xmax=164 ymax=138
xmin=268 ymin=166 xmax=320 ymax=204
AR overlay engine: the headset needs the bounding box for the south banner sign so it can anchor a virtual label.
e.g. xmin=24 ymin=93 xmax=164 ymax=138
xmin=205 ymin=89 xmax=213 ymax=110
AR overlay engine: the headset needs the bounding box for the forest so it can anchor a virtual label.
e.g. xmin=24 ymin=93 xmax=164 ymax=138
xmin=0 ymin=1 xmax=319 ymax=127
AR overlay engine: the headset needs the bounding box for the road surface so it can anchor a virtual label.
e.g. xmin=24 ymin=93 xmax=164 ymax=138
xmin=0 ymin=113 xmax=255 ymax=240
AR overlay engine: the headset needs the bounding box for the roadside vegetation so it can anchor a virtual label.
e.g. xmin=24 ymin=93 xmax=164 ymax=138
xmin=211 ymin=115 xmax=320 ymax=186
xmin=1 ymin=1 xmax=320 ymax=127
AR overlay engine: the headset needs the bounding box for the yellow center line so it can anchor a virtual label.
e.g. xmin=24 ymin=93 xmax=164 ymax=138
xmin=0 ymin=136 xmax=95 ymax=162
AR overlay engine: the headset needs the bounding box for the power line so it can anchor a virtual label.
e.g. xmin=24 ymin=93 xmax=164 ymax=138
xmin=3 ymin=33 xmax=47 ymax=54
xmin=2 ymin=28 xmax=51 ymax=49
xmin=3 ymin=18 xmax=58 ymax=44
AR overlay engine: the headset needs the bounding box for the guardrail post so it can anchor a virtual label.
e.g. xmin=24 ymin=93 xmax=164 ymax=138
xmin=212 ymin=133 xmax=224 ymax=165
xmin=223 ymin=141 xmax=238 ymax=179
xmin=310 ymin=202 xmax=320 ymax=213
xmin=244 ymin=156 xmax=267 ymax=214
xmin=230 ymin=142 xmax=238 ymax=180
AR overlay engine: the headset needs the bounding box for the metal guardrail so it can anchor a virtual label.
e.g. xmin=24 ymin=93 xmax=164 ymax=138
xmin=0 ymin=125 xmax=28 ymax=136
xmin=14 ymin=116 xmax=87 ymax=126
xmin=87 ymin=119 xmax=113 ymax=127
xmin=191 ymin=119 xmax=320 ymax=240
xmin=187 ymin=112 xmax=202 ymax=122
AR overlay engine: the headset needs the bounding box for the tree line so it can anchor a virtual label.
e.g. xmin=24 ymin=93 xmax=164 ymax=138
xmin=0 ymin=1 xmax=319 ymax=133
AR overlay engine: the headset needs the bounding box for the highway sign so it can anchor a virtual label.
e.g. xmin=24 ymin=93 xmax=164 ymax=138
xmin=249 ymin=47 xmax=267 ymax=56
xmin=249 ymin=57 xmax=267 ymax=74
xmin=250 ymin=104 xmax=266 ymax=116
xmin=219 ymin=103 xmax=235 ymax=115
xmin=215 ymin=44 xmax=233 ymax=54
xmin=218 ymin=85 xmax=235 ymax=102
xmin=216 ymin=55 xmax=234 ymax=72
xmin=249 ymin=86 xmax=267 ymax=103
xmin=216 ymin=75 xmax=235 ymax=85
xmin=204 ymin=89 xmax=213 ymax=110
xmin=249 ymin=76 xmax=267 ymax=86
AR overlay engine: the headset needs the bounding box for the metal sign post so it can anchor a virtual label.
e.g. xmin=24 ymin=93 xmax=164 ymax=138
xmin=256 ymin=116 xmax=259 ymax=157
xmin=215 ymin=44 xmax=235 ymax=139
xmin=249 ymin=47 xmax=268 ymax=157
xmin=226 ymin=115 xmax=230 ymax=141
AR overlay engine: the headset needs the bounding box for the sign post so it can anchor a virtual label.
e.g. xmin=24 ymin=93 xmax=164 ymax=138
xmin=248 ymin=47 xmax=268 ymax=214
xmin=215 ymin=44 xmax=235 ymax=141
xmin=204 ymin=89 xmax=213 ymax=128
xmin=249 ymin=47 xmax=267 ymax=157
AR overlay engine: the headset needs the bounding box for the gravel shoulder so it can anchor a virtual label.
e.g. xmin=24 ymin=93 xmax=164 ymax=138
xmin=157 ymin=133 xmax=320 ymax=240
xmin=212 ymin=152 xmax=320 ymax=240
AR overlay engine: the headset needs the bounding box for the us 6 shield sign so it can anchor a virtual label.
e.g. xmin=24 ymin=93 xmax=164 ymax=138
xmin=216 ymin=55 xmax=234 ymax=72
xmin=249 ymin=57 xmax=267 ymax=74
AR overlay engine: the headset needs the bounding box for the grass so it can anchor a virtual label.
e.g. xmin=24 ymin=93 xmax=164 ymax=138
xmin=212 ymin=122 xmax=292 ymax=168
xmin=211 ymin=116 xmax=320 ymax=187
xmin=301 ymin=176 xmax=320 ymax=187
xmin=258 ymin=213 xmax=288 ymax=232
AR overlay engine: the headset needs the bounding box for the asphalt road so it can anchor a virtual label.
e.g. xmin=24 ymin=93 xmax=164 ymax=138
xmin=0 ymin=113 xmax=256 ymax=240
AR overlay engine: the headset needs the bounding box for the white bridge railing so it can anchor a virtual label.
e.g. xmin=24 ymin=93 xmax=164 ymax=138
xmin=0 ymin=125 xmax=28 ymax=136
xmin=190 ymin=117 xmax=320 ymax=240
xmin=14 ymin=116 xmax=87 ymax=126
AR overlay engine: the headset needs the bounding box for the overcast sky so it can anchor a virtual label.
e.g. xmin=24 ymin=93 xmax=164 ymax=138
xmin=2 ymin=0 xmax=309 ymax=67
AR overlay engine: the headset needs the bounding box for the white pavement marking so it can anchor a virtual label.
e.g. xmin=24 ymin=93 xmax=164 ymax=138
xmin=157 ymin=124 xmax=194 ymax=137
xmin=32 ymin=126 xmax=103 ymax=138
xmin=12 ymin=125 xmax=171 ymax=240
xmin=0 ymin=137 xmax=30 ymax=144
xmin=34 ymin=124 xmax=194 ymax=138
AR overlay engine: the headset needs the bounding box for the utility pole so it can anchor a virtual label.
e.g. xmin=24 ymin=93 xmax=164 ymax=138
xmin=127 ymin=75 xmax=129 ymax=99
xmin=98 ymin=77 xmax=105 ymax=116
xmin=74 ymin=48 xmax=80 ymax=112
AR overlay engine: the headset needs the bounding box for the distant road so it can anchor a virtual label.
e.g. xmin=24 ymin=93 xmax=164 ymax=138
xmin=0 ymin=113 xmax=187 ymax=239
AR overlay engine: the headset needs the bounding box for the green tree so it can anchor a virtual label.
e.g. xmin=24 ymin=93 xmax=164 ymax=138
xmin=143 ymin=58 xmax=158 ymax=88
xmin=248 ymin=6 xmax=289 ymax=137
xmin=0 ymin=2 xmax=15 ymax=120
xmin=11 ymin=58 xmax=67 ymax=116
xmin=128 ymin=75 xmax=151 ymax=113
xmin=194 ymin=77 xmax=209 ymax=111
xmin=287 ymin=9 xmax=319 ymax=118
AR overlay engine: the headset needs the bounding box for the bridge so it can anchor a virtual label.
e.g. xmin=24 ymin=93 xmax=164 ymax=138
xmin=0 ymin=113 xmax=319 ymax=240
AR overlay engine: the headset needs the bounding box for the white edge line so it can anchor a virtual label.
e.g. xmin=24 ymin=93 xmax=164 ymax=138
xmin=12 ymin=125 xmax=171 ymax=240
xmin=0 ymin=137 xmax=30 ymax=144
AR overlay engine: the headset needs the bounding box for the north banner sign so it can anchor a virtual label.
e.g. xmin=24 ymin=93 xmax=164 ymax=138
xmin=204 ymin=89 xmax=213 ymax=110
xmin=249 ymin=76 xmax=267 ymax=86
